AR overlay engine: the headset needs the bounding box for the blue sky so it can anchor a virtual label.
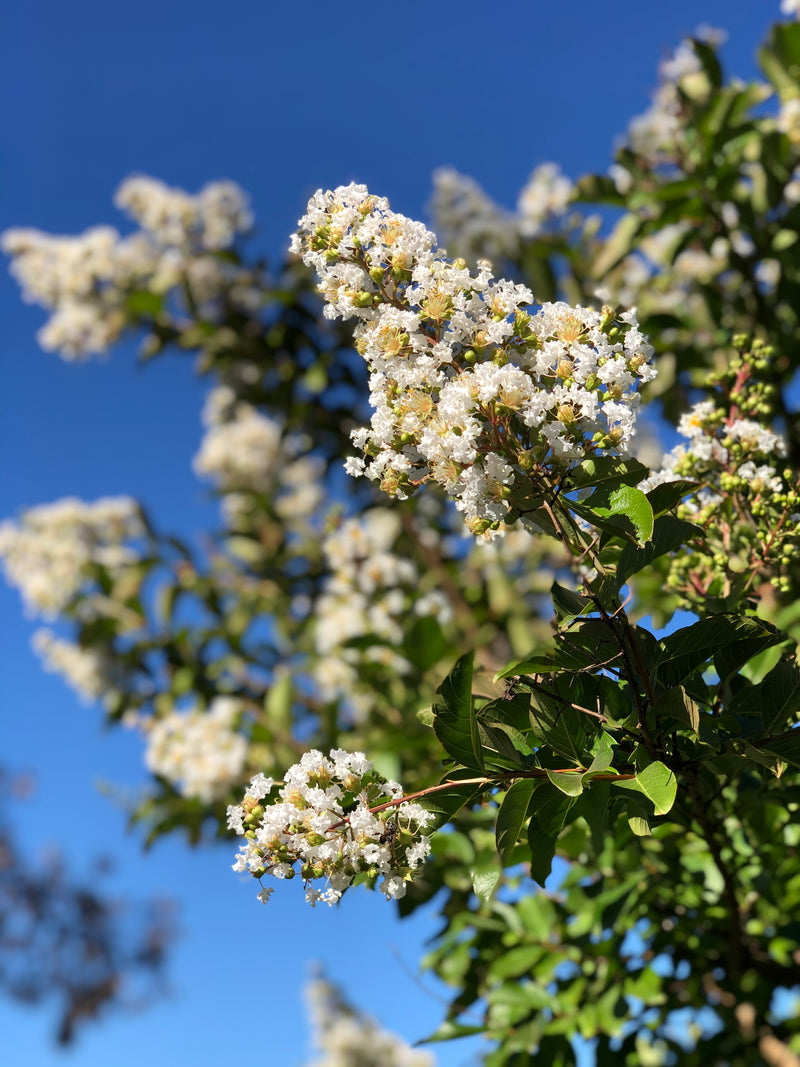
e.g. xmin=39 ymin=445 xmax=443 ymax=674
xmin=0 ymin=1 xmax=778 ymax=1064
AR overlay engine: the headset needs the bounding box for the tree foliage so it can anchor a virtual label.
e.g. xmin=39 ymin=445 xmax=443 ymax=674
xmin=4 ymin=12 xmax=800 ymax=1065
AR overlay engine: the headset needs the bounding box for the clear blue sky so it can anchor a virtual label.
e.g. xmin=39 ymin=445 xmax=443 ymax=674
xmin=0 ymin=1 xmax=775 ymax=1064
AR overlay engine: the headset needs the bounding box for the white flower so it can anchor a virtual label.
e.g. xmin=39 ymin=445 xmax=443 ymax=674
xmin=229 ymin=749 xmax=432 ymax=907
xmin=293 ymin=185 xmax=655 ymax=539
xmin=143 ymin=696 xmax=248 ymax=802
xmin=3 ymin=176 xmax=256 ymax=360
xmin=32 ymin=628 xmax=119 ymax=704
xmin=0 ymin=496 xmax=143 ymax=617
xmin=305 ymin=976 xmax=435 ymax=1067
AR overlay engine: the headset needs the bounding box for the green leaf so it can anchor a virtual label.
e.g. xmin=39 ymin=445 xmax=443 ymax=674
xmin=265 ymin=666 xmax=293 ymax=730
xmin=644 ymin=480 xmax=699 ymax=518
xmin=531 ymin=782 xmax=579 ymax=837
xmin=759 ymin=23 xmax=800 ymax=96
xmin=613 ymin=761 xmax=677 ymax=816
xmin=606 ymin=485 xmax=654 ymax=545
xmin=568 ymin=484 xmax=654 ymax=545
xmin=551 ymin=581 xmax=593 ymax=625
xmin=758 ymin=659 xmax=800 ymax=735
xmin=419 ymin=782 xmax=483 ymax=832
xmin=527 ymin=817 xmax=558 ymax=888
xmin=417 ymin=706 xmax=435 ymax=726
xmin=565 ymin=456 xmax=650 ymax=492
xmin=757 ymin=727 xmax=800 ymax=770
xmin=592 ymin=213 xmax=647 ymax=276
xmin=655 ymin=615 xmax=785 ymax=688
xmin=403 ymin=614 xmax=447 ymax=672
xmin=432 ymin=652 xmax=483 ymax=770
xmin=125 ymin=289 xmax=164 ymax=316
xmin=472 ymin=868 xmax=501 ymax=903
xmin=528 ymin=687 xmax=590 ymax=765
xmin=616 ymin=515 xmax=703 ymax=588
xmin=546 ymin=769 xmax=585 ymax=796
xmin=486 ymin=944 xmax=546 ymax=982
xmin=574 ymin=172 xmax=626 ymax=205
xmin=651 ymin=686 xmax=700 ymax=735
xmin=495 ymin=655 xmax=560 ymax=680
xmin=496 ymin=779 xmax=538 ymax=859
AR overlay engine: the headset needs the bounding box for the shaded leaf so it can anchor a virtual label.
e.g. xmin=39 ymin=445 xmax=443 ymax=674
xmin=616 ymin=515 xmax=703 ymax=588
xmin=655 ymin=615 xmax=785 ymax=688
xmin=527 ymin=817 xmax=558 ymax=888
xmin=496 ymin=779 xmax=538 ymax=859
xmin=432 ymin=653 xmax=483 ymax=770
xmin=420 ymin=783 xmax=483 ymax=832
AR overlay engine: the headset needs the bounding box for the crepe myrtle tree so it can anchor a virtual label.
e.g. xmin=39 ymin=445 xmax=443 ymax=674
xmin=4 ymin=7 xmax=800 ymax=1064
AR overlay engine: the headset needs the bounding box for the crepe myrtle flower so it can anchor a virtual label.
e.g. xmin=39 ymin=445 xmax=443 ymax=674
xmin=229 ymin=749 xmax=433 ymax=907
xmin=292 ymin=184 xmax=655 ymax=539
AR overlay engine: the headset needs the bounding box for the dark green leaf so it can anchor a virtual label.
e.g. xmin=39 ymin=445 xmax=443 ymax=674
xmin=551 ymin=581 xmax=593 ymax=625
xmin=652 ymin=686 xmax=700 ymax=735
xmin=403 ymin=614 xmax=447 ymax=672
xmin=527 ymin=817 xmax=558 ymax=888
xmin=495 ymin=655 xmax=560 ymax=679
xmin=644 ymin=480 xmax=699 ymax=517
xmin=565 ymin=456 xmax=650 ymax=492
xmin=655 ymin=615 xmax=785 ymax=688
xmin=496 ymin=779 xmax=538 ymax=859
xmin=432 ymin=652 xmax=483 ymax=770
xmin=420 ymin=782 xmax=483 ymax=832
xmin=531 ymin=781 xmax=579 ymax=837
xmin=616 ymin=515 xmax=703 ymax=588
xmin=757 ymin=727 xmax=800 ymax=770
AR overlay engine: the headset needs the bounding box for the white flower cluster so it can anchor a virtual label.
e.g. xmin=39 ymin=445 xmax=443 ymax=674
xmin=0 ymin=496 xmax=144 ymax=618
xmin=142 ymin=696 xmax=248 ymax=802
xmin=2 ymin=176 xmax=256 ymax=359
xmin=625 ymin=31 xmax=724 ymax=163
xmin=312 ymin=509 xmax=452 ymax=718
xmin=193 ymin=385 xmax=325 ymax=525
xmin=304 ymin=977 xmax=436 ymax=1067
xmin=32 ymin=628 xmax=119 ymax=705
xmin=229 ymin=749 xmax=433 ymax=906
xmin=292 ymin=184 xmax=655 ymax=537
xmin=517 ymin=163 xmax=574 ymax=238
xmin=640 ymin=400 xmax=787 ymax=496
xmin=782 ymin=0 xmax=800 ymax=20
xmin=114 ymin=175 xmax=252 ymax=252
xmin=429 ymin=168 xmax=520 ymax=264
xmin=429 ymin=163 xmax=573 ymax=264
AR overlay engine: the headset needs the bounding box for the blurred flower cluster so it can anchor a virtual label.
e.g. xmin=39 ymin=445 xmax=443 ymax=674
xmin=2 ymin=176 xmax=258 ymax=358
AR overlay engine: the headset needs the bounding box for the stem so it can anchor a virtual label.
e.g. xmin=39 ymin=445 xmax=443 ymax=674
xmin=366 ymin=769 xmax=636 ymax=817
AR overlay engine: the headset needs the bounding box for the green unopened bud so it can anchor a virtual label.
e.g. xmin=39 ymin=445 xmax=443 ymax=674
xmin=599 ymin=305 xmax=616 ymax=332
xmin=465 ymin=516 xmax=497 ymax=536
